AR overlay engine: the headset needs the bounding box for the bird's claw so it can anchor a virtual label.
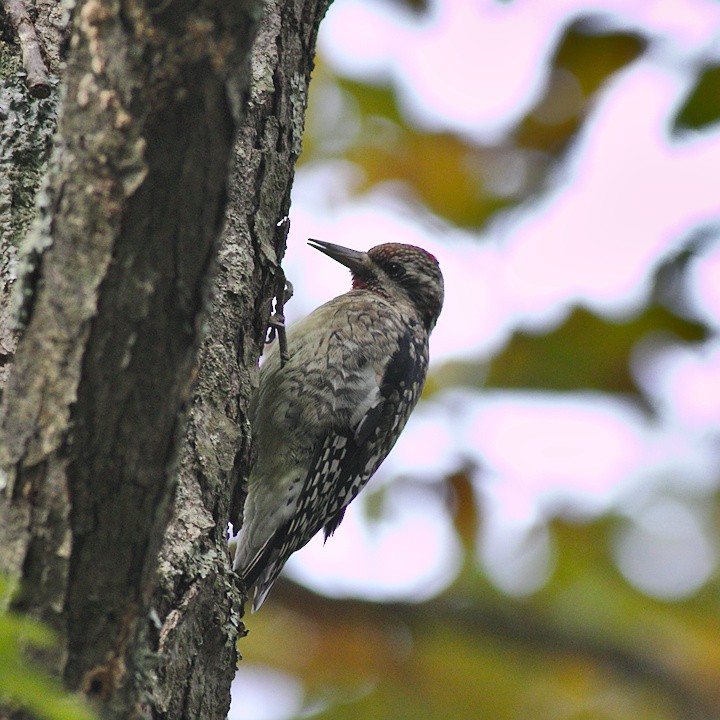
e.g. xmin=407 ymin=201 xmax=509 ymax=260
xmin=266 ymin=272 xmax=292 ymax=366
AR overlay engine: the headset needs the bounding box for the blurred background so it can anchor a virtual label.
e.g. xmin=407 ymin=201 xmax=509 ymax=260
xmin=230 ymin=0 xmax=720 ymax=718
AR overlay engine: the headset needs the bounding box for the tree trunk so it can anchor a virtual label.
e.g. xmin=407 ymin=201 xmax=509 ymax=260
xmin=0 ymin=0 xmax=331 ymax=717
xmin=148 ymin=1 xmax=332 ymax=716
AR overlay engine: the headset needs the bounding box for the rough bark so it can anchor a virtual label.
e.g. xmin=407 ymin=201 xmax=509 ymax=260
xmin=148 ymin=1 xmax=331 ymax=717
xmin=0 ymin=0 xmax=331 ymax=717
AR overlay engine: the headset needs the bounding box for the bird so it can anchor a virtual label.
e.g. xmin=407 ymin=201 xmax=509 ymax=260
xmin=233 ymin=239 xmax=444 ymax=611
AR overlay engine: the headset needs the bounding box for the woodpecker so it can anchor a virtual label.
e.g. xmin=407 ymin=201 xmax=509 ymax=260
xmin=233 ymin=239 xmax=444 ymax=611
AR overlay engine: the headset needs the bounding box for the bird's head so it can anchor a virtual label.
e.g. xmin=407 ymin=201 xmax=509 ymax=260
xmin=308 ymin=239 xmax=444 ymax=332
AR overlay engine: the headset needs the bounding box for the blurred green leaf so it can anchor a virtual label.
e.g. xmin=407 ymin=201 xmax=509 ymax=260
xmin=336 ymin=78 xmax=405 ymax=127
xmin=675 ymin=64 xmax=720 ymax=131
xmin=483 ymin=306 xmax=705 ymax=393
xmin=0 ymin=577 xmax=97 ymax=720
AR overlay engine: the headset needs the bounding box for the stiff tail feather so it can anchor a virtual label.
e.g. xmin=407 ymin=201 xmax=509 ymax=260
xmin=250 ymin=556 xmax=285 ymax=612
xmin=234 ymin=528 xmax=287 ymax=612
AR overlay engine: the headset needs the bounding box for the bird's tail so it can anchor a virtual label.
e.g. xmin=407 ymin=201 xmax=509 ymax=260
xmin=234 ymin=531 xmax=286 ymax=612
xmin=250 ymin=556 xmax=285 ymax=612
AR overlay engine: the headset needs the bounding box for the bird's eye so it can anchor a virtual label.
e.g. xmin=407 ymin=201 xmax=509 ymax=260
xmin=385 ymin=262 xmax=406 ymax=279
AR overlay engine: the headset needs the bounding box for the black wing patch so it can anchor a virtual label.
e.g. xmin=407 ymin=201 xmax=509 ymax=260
xmin=323 ymin=507 xmax=346 ymax=539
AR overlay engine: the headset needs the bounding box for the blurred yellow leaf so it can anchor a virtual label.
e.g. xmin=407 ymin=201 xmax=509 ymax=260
xmin=515 ymin=19 xmax=646 ymax=153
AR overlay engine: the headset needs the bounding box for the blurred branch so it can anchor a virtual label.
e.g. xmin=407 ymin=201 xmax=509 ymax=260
xmin=271 ymin=578 xmax=719 ymax=720
xmin=2 ymin=0 xmax=51 ymax=98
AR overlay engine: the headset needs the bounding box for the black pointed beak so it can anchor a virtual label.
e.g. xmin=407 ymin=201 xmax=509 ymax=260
xmin=308 ymin=239 xmax=369 ymax=274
